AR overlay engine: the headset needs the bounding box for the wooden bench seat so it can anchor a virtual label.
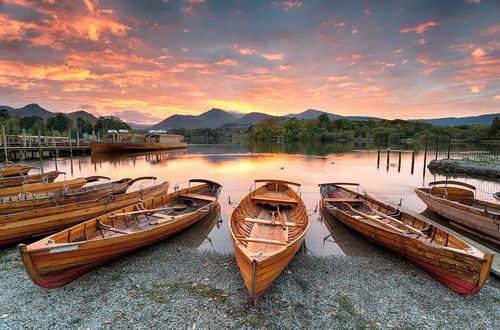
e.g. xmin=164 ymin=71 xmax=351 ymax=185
xmin=242 ymin=217 xmax=303 ymax=227
xmin=236 ymin=237 xmax=287 ymax=246
xmin=251 ymin=196 xmax=298 ymax=205
xmin=324 ymin=197 xmax=364 ymax=203
xmin=180 ymin=193 xmax=216 ymax=202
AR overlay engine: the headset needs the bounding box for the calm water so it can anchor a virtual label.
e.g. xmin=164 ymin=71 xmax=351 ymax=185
xmin=25 ymin=142 xmax=499 ymax=255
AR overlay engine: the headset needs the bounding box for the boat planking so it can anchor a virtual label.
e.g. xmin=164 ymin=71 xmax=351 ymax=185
xmin=0 ymin=176 xmax=156 ymax=215
xmin=0 ymin=162 xmax=37 ymax=177
xmin=319 ymin=182 xmax=493 ymax=295
xmin=0 ymin=175 xmax=109 ymax=198
xmin=0 ymin=171 xmax=61 ymax=188
xmin=0 ymin=180 xmax=169 ymax=247
xmin=229 ymin=179 xmax=309 ymax=306
xmin=19 ymin=179 xmax=222 ymax=288
xmin=415 ymin=181 xmax=500 ymax=245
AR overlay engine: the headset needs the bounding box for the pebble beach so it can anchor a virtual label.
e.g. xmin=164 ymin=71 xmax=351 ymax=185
xmin=1 ymin=225 xmax=499 ymax=330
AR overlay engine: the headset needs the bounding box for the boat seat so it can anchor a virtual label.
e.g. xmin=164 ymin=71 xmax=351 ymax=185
xmin=242 ymin=217 xmax=303 ymax=227
xmin=251 ymin=196 xmax=298 ymax=205
xmin=324 ymin=197 xmax=364 ymax=203
xmin=180 ymin=193 xmax=216 ymax=202
xmin=236 ymin=237 xmax=287 ymax=246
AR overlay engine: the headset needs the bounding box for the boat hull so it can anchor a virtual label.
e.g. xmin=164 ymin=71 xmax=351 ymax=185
xmin=19 ymin=185 xmax=220 ymax=288
xmin=0 ymin=165 xmax=34 ymax=177
xmin=0 ymin=171 xmax=60 ymax=188
xmin=91 ymin=141 xmax=187 ymax=153
xmin=0 ymin=182 xmax=169 ymax=247
xmin=415 ymin=188 xmax=500 ymax=245
xmin=0 ymin=178 xmax=87 ymax=197
xmin=319 ymin=200 xmax=493 ymax=295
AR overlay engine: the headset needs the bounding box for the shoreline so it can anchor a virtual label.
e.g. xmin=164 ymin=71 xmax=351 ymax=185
xmin=1 ymin=233 xmax=499 ymax=329
xmin=428 ymin=159 xmax=500 ymax=179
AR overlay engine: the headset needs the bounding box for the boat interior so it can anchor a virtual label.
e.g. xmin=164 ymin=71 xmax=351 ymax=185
xmin=320 ymin=183 xmax=472 ymax=251
xmin=232 ymin=180 xmax=308 ymax=256
xmin=423 ymin=181 xmax=500 ymax=213
xmin=34 ymin=181 xmax=221 ymax=248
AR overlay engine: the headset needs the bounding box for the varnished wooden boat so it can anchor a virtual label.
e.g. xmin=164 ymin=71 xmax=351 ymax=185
xmin=91 ymin=132 xmax=187 ymax=152
xmin=19 ymin=179 xmax=222 ymax=288
xmin=0 ymin=176 xmax=155 ymax=215
xmin=0 ymin=162 xmax=37 ymax=177
xmin=0 ymin=180 xmax=170 ymax=247
xmin=415 ymin=181 xmax=500 ymax=245
xmin=0 ymin=175 xmax=105 ymax=197
xmin=319 ymin=182 xmax=493 ymax=295
xmin=229 ymin=179 xmax=309 ymax=306
xmin=0 ymin=170 xmax=61 ymax=188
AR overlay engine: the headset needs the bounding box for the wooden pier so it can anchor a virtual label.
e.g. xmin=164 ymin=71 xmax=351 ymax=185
xmin=0 ymin=126 xmax=91 ymax=161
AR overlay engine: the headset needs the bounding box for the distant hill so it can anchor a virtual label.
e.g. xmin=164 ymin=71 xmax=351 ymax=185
xmin=413 ymin=113 xmax=500 ymax=126
xmin=151 ymin=108 xmax=237 ymax=130
xmin=286 ymin=109 xmax=383 ymax=121
xmin=66 ymin=110 xmax=98 ymax=124
xmin=7 ymin=103 xmax=54 ymax=120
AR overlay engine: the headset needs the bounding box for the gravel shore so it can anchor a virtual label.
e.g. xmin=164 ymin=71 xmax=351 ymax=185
xmin=1 ymin=228 xmax=499 ymax=329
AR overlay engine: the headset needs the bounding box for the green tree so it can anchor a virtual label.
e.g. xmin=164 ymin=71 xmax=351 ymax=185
xmin=0 ymin=108 xmax=9 ymax=119
xmin=19 ymin=116 xmax=44 ymax=131
xmin=46 ymin=113 xmax=73 ymax=133
xmin=94 ymin=117 xmax=131 ymax=135
xmin=76 ymin=117 xmax=94 ymax=134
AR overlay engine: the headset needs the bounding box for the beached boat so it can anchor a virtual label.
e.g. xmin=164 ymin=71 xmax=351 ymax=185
xmin=319 ymin=182 xmax=493 ymax=295
xmin=91 ymin=131 xmax=187 ymax=153
xmin=0 ymin=175 xmax=107 ymax=198
xmin=0 ymin=162 xmax=37 ymax=177
xmin=19 ymin=179 xmax=222 ymax=288
xmin=229 ymin=179 xmax=309 ymax=305
xmin=0 ymin=176 xmax=155 ymax=215
xmin=0 ymin=180 xmax=169 ymax=247
xmin=415 ymin=181 xmax=500 ymax=245
xmin=0 ymin=170 xmax=61 ymax=188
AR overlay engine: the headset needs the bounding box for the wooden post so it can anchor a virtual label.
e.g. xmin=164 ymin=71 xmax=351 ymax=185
xmin=386 ymin=149 xmax=390 ymax=168
xmin=2 ymin=125 xmax=8 ymax=161
xmin=398 ymin=151 xmax=402 ymax=172
xmin=38 ymin=129 xmax=43 ymax=173
xmin=411 ymin=150 xmax=415 ymax=174
xmin=377 ymin=149 xmax=380 ymax=168
xmin=22 ymin=129 xmax=27 ymax=161
xmin=447 ymin=136 xmax=451 ymax=159
xmin=92 ymin=129 xmax=95 ymax=140
xmin=69 ymin=131 xmax=73 ymax=158
xmin=77 ymin=130 xmax=80 ymax=147
xmin=423 ymin=134 xmax=429 ymax=178
xmin=435 ymin=134 xmax=439 ymax=160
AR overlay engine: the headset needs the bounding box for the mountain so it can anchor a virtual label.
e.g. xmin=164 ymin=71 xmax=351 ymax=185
xmin=7 ymin=103 xmax=54 ymax=119
xmin=232 ymin=112 xmax=282 ymax=125
xmin=151 ymin=108 xmax=237 ymax=130
xmin=127 ymin=122 xmax=153 ymax=130
xmin=66 ymin=110 xmax=98 ymax=124
xmin=413 ymin=113 xmax=500 ymax=126
xmin=286 ymin=109 xmax=383 ymax=121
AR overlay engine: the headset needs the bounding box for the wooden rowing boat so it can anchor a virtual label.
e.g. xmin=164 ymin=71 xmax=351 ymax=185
xmin=319 ymin=182 xmax=493 ymax=295
xmin=0 ymin=175 xmax=106 ymax=197
xmin=229 ymin=179 xmax=309 ymax=305
xmin=0 ymin=162 xmax=37 ymax=177
xmin=415 ymin=181 xmax=500 ymax=245
xmin=0 ymin=180 xmax=170 ymax=247
xmin=0 ymin=176 xmax=156 ymax=215
xmin=19 ymin=179 xmax=222 ymax=288
xmin=0 ymin=170 xmax=61 ymax=188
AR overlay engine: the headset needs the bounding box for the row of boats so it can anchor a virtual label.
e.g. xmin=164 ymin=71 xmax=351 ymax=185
xmin=0 ymin=161 xmax=497 ymax=306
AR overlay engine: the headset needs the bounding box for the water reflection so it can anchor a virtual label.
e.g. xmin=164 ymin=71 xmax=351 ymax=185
xmin=26 ymin=142 xmax=499 ymax=255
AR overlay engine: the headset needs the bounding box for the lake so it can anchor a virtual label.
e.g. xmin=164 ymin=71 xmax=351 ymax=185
xmin=26 ymin=142 xmax=499 ymax=255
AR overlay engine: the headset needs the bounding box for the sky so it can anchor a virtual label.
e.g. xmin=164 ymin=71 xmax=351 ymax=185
xmin=0 ymin=0 xmax=499 ymax=125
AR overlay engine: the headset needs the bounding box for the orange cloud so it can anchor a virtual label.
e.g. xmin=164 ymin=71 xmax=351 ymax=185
xmin=239 ymin=48 xmax=257 ymax=55
xmin=261 ymin=53 xmax=284 ymax=61
xmin=471 ymin=48 xmax=485 ymax=57
xmin=470 ymin=86 xmax=481 ymax=93
xmin=400 ymin=21 xmax=437 ymax=34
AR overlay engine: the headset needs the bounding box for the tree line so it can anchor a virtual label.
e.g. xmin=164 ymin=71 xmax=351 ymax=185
xmin=247 ymin=114 xmax=500 ymax=143
xmin=0 ymin=109 xmax=131 ymax=137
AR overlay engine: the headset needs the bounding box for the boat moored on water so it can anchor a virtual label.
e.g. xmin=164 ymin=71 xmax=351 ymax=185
xmin=0 ymin=176 xmax=155 ymax=215
xmin=415 ymin=181 xmax=500 ymax=245
xmin=0 ymin=180 xmax=169 ymax=247
xmin=0 ymin=162 xmax=37 ymax=177
xmin=0 ymin=170 xmax=61 ymax=188
xmin=319 ymin=182 xmax=493 ymax=295
xmin=19 ymin=179 xmax=222 ymax=288
xmin=229 ymin=179 xmax=309 ymax=306
xmin=91 ymin=130 xmax=187 ymax=153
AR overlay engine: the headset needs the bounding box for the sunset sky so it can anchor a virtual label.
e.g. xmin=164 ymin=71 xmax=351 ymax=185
xmin=0 ymin=0 xmax=499 ymax=125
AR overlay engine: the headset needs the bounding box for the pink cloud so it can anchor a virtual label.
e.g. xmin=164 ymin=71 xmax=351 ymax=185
xmin=261 ymin=53 xmax=284 ymax=61
xmin=399 ymin=21 xmax=437 ymax=34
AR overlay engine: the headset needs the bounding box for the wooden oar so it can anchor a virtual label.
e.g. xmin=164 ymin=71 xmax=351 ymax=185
xmin=149 ymin=211 xmax=197 ymax=225
xmin=342 ymin=203 xmax=407 ymax=234
xmin=109 ymin=204 xmax=188 ymax=218
xmin=368 ymin=205 xmax=423 ymax=236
